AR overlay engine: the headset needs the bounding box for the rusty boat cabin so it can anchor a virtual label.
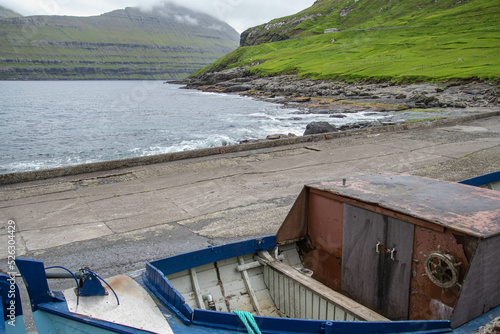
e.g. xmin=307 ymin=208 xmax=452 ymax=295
xmin=277 ymin=172 xmax=500 ymax=328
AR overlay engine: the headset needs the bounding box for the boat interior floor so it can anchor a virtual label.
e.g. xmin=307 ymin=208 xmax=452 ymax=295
xmin=166 ymin=243 xmax=388 ymax=322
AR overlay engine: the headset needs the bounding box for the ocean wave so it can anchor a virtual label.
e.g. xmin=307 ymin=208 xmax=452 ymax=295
xmin=130 ymin=134 xmax=238 ymax=157
xmin=1 ymin=81 xmax=392 ymax=174
xmin=1 ymin=156 xmax=99 ymax=174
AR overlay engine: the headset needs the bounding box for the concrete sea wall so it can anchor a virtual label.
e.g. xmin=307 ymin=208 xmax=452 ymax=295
xmin=1 ymin=111 xmax=498 ymax=185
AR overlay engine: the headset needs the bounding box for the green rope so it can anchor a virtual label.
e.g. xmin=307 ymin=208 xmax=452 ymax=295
xmin=232 ymin=310 xmax=262 ymax=334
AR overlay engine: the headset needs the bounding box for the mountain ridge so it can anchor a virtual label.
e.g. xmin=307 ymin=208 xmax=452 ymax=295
xmin=0 ymin=5 xmax=21 ymax=18
xmin=0 ymin=3 xmax=239 ymax=80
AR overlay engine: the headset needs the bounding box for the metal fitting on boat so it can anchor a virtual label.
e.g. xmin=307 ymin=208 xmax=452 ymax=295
xmin=203 ymin=294 xmax=216 ymax=311
xmin=298 ymin=268 xmax=314 ymax=277
xmin=273 ymin=248 xmax=285 ymax=261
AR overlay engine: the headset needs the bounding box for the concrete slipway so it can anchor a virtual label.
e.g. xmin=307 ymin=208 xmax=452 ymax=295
xmin=1 ymin=111 xmax=500 ymax=290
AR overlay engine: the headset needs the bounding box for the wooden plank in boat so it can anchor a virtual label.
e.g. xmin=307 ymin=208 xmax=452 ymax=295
xmin=190 ymin=268 xmax=206 ymax=309
xmin=194 ymin=266 xmax=219 ymax=291
xmin=260 ymin=255 xmax=389 ymax=322
xmin=238 ymin=256 xmax=263 ymax=315
xmin=255 ymin=289 xmax=280 ymax=317
xmin=293 ymin=280 xmax=301 ymax=319
xmin=319 ymin=298 xmax=328 ymax=320
xmin=299 ymin=286 xmax=307 ymax=319
xmin=305 ymin=287 xmax=313 ymax=319
xmin=327 ymin=301 xmax=335 ymax=320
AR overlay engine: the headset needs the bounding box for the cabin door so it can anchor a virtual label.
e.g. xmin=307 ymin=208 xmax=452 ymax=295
xmin=341 ymin=204 xmax=415 ymax=320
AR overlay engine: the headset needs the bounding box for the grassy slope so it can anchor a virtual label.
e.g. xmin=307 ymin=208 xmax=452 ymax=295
xmin=193 ymin=0 xmax=500 ymax=82
xmin=0 ymin=7 xmax=239 ymax=80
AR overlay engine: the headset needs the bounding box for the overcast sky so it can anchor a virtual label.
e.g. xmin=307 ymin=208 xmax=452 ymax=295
xmin=0 ymin=0 xmax=315 ymax=33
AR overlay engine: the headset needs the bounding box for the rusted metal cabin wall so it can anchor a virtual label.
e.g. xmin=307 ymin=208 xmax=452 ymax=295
xmin=451 ymin=234 xmax=500 ymax=328
xmin=300 ymin=189 xmax=344 ymax=291
xmin=278 ymin=182 xmax=497 ymax=324
xmin=276 ymin=188 xmax=309 ymax=244
xmin=410 ymin=228 xmax=476 ymax=321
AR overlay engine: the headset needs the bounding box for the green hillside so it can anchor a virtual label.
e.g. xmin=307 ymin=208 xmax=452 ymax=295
xmin=0 ymin=4 xmax=239 ymax=80
xmin=194 ymin=0 xmax=500 ymax=82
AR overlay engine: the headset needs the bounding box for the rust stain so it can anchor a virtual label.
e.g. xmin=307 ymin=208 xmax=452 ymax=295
xmin=300 ymin=192 xmax=344 ymax=291
xmin=108 ymin=275 xmax=129 ymax=290
xmin=311 ymin=173 xmax=500 ymax=238
xmin=410 ymin=228 xmax=472 ymax=320
xmin=279 ymin=174 xmax=500 ymax=321
xmin=106 ymin=275 xmax=146 ymax=299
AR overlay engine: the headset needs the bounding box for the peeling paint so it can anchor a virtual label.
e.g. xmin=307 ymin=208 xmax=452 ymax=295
xmin=312 ymin=173 xmax=500 ymax=238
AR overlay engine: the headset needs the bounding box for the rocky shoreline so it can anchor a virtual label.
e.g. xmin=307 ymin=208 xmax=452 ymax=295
xmin=175 ymin=66 xmax=499 ymax=136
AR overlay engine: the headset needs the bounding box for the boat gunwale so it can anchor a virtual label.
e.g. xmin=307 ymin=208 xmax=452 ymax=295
xmin=143 ymin=236 xmax=452 ymax=334
xmin=458 ymin=171 xmax=500 ymax=188
xmin=147 ymin=236 xmax=277 ymax=276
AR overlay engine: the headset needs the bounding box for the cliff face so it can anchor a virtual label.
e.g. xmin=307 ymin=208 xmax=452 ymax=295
xmin=240 ymin=0 xmax=328 ymax=46
xmin=239 ymin=0 xmax=487 ymax=47
xmin=0 ymin=4 xmax=239 ymax=80
xmin=240 ymin=13 xmax=323 ymax=46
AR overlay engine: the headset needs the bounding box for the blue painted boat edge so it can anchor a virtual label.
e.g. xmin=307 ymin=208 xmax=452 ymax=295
xmin=35 ymin=303 xmax=156 ymax=334
xmin=192 ymin=309 xmax=452 ymax=334
xmin=3 ymin=316 xmax=27 ymax=334
xmin=148 ymin=235 xmax=276 ymax=276
xmin=142 ymin=235 xmax=452 ymax=334
xmin=1 ymin=273 xmax=27 ymax=334
xmin=0 ymin=300 xmax=4 ymax=334
xmin=143 ymin=236 xmax=276 ymax=327
xmin=142 ymin=267 xmax=192 ymax=326
xmin=14 ymin=259 xmax=54 ymax=312
xmin=458 ymin=171 xmax=500 ymax=187
xmin=452 ymin=305 xmax=500 ymax=333
xmin=1 ymin=273 xmax=23 ymax=320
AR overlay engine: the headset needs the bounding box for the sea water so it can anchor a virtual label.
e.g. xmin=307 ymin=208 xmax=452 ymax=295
xmin=0 ymin=80 xmax=384 ymax=174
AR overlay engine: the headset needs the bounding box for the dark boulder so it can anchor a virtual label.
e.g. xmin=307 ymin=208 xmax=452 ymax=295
xmin=223 ymin=85 xmax=251 ymax=93
xmin=304 ymin=121 xmax=336 ymax=135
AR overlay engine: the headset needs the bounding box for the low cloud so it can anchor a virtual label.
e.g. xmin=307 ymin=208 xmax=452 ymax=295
xmin=173 ymin=14 xmax=198 ymax=26
xmin=0 ymin=0 xmax=314 ymax=33
xmin=159 ymin=0 xmax=314 ymax=33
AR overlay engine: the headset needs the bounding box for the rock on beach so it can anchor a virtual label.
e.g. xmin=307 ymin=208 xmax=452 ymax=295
xmin=304 ymin=121 xmax=336 ymax=135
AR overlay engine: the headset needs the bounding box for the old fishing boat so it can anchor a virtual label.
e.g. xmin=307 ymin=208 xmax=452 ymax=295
xmin=6 ymin=172 xmax=500 ymax=333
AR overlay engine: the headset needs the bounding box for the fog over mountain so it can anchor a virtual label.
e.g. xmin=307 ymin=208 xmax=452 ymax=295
xmin=0 ymin=2 xmax=240 ymax=80
xmin=0 ymin=0 xmax=315 ymax=33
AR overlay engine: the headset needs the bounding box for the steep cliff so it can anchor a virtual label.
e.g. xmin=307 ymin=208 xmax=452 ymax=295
xmin=0 ymin=3 xmax=239 ymax=80
xmin=196 ymin=0 xmax=499 ymax=82
xmin=240 ymin=0 xmax=497 ymax=47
